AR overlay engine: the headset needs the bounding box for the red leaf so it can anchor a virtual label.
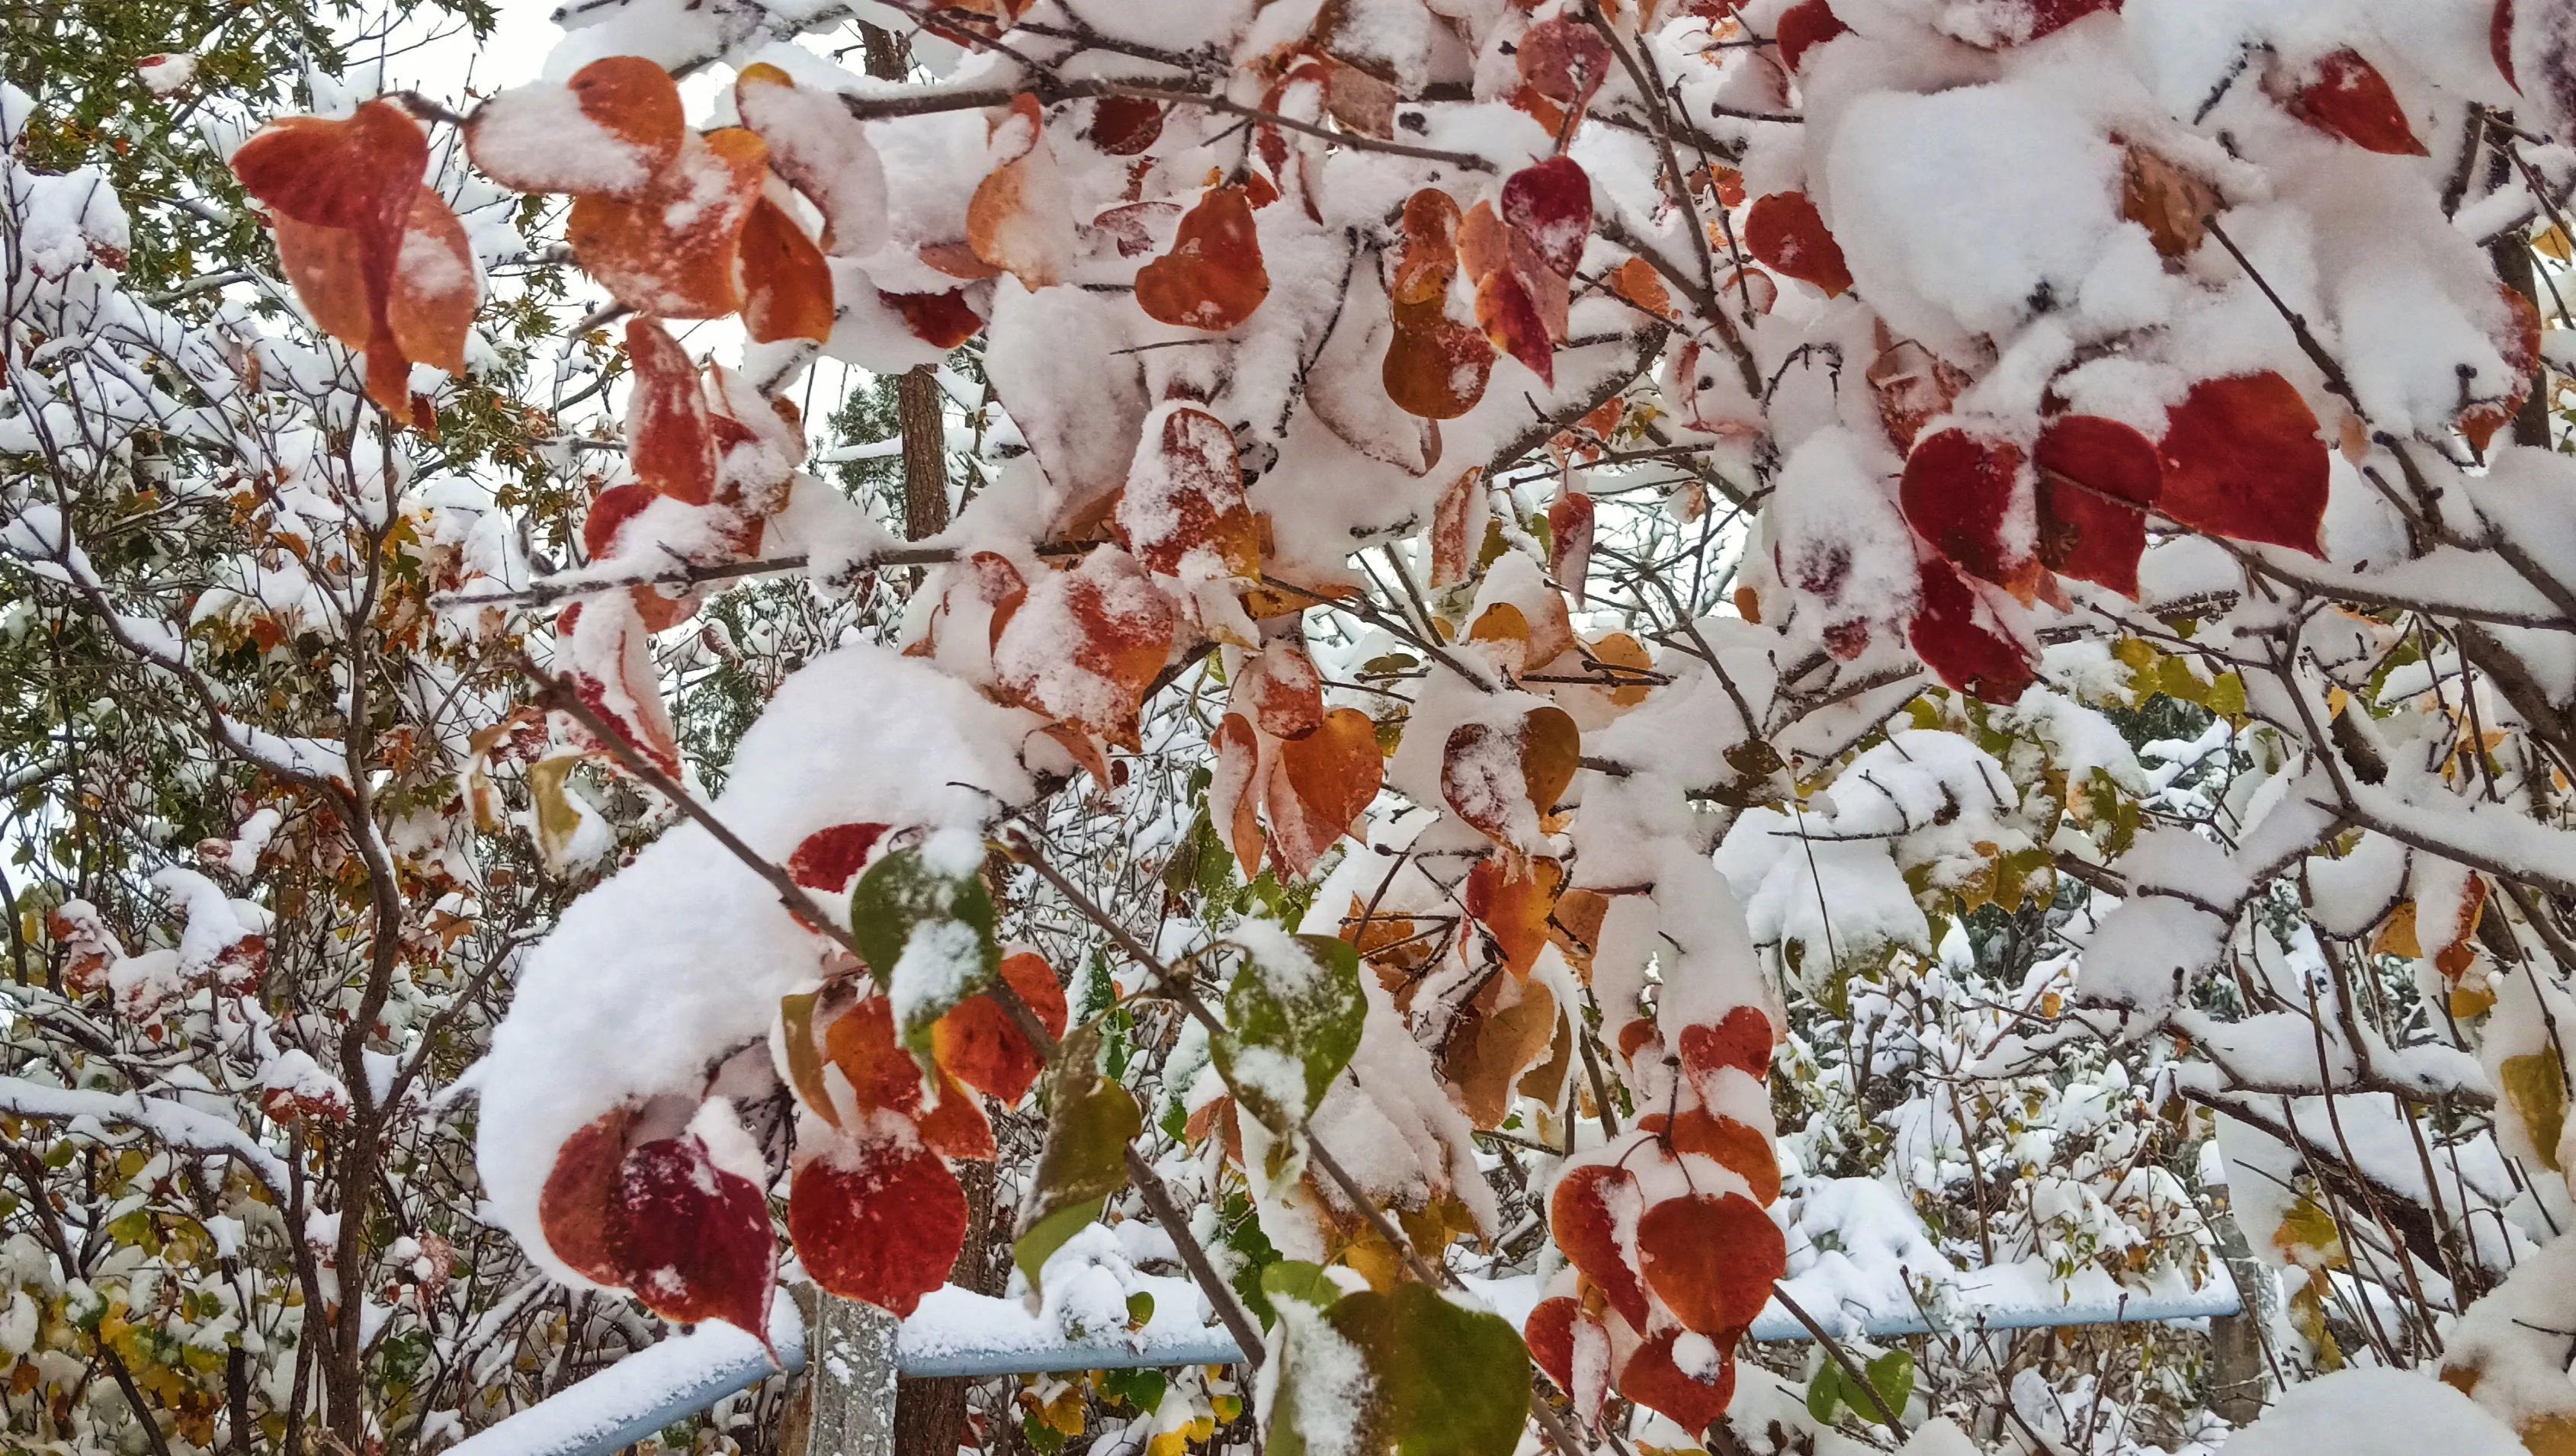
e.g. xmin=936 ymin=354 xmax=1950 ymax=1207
xmin=1549 ymin=1163 xmax=1651 ymax=1328
xmin=932 ymin=951 xmax=1069 ymax=1105
xmin=881 ymin=287 xmax=986 ymax=348
xmin=1774 ymin=1 xmax=1849 ymax=75
xmin=233 ymin=99 xmax=425 ymax=250
xmin=788 ymin=822 xmax=892 ymax=891
xmin=1241 ymin=637 xmax=1326 ymax=740
xmin=789 ymin=1138 xmax=967 ymax=1316
xmin=738 ymin=196 xmax=836 ymax=344
xmin=1475 ymin=268 xmax=1555 ymax=384
xmin=1135 ymin=185 xmax=1269 ymax=331
xmin=1907 ymin=556 xmax=2035 ymax=704
xmin=2462 ymin=281 xmax=2543 ymax=451
xmin=1618 ymin=1331 xmax=1737 ymax=1435
xmin=1677 ymin=1006 xmax=1772 ymax=1085
xmin=1442 ymin=707 xmax=1580 ymax=853
xmin=1660 ymin=1109 xmax=1783 ymax=1206
xmin=1525 ymin=1296 xmax=1611 ymax=1426
xmin=1517 ymin=18 xmax=1614 ymax=112
xmin=1742 ymin=192 xmax=1850 ymax=296
xmin=618 ymin=1135 xmax=775 ymax=1338
xmin=2034 ymin=414 xmax=2161 ymax=597
xmin=2280 ymin=48 xmax=2428 ymax=156
xmin=541 ymin=1106 xmax=634 ymax=1287
xmin=2497 ymin=0 xmax=2519 ymax=91
xmin=624 ymin=318 xmax=717 ymax=505
xmin=1084 ymin=96 xmax=1166 ymax=156
xmin=1501 ymin=157 xmax=1593 ymax=277
xmin=1986 ymin=0 xmax=2122 ymax=46
xmin=1636 ymin=1191 xmax=1782 ymax=1337
xmin=1549 ymin=492 xmax=1595 ymax=607
xmin=1900 ymin=428 xmax=2039 ymax=597
xmin=582 ymin=482 xmax=659 ymax=564
xmin=569 ymin=128 xmax=769 ymax=319
xmin=2157 ymin=372 xmax=2328 ymax=555
xmin=917 ymin=1069 xmax=999 ymax=1162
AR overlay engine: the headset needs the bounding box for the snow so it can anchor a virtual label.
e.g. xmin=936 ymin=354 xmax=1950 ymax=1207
xmin=2222 ymin=1368 xmax=2523 ymax=1456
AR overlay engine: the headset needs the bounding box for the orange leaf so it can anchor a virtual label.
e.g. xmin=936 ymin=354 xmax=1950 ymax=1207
xmin=467 ymin=57 xmax=685 ymax=198
xmin=1550 ymin=491 xmax=1595 ymax=606
xmin=387 ymin=191 xmax=478 ymax=375
xmin=1118 ymin=405 xmax=1260 ymax=582
xmin=967 ymin=94 xmax=1074 ymax=290
xmin=1393 ymin=188 xmax=1462 ymax=306
xmin=788 ymin=822 xmax=893 ymax=892
xmin=1677 ymin=1005 xmax=1773 ymax=1084
xmin=1866 ymin=333 xmax=1971 ymax=452
xmin=541 ymin=1106 xmax=634 ymax=1287
xmin=1618 ymin=1330 xmax=1736 ymax=1435
xmin=1135 ymin=184 xmax=1269 ymax=331
xmin=734 ymin=64 xmax=885 ymax=255
xmin=917 ymin=1069 xmax=999 ymax=1161
xmin=2120 ymin=144 xmax=2220 ymax=258
xmin=1742 ymin=191 xmax=1850 ymax=296
xmin=1268 ymin=706 xmax=1383 ymax=879
xmin=2279 ymin=47 xmax=2428 ymax=156
xmin=990 ymin=548 xmax=1178 ymax=747
xmin=1475 ymin=267 xmax=1555 ymax=383
xmin=233 ymin=99 xmax=425 ymax=250
xmin=1609 ymin=257 xmax=1673 ymax=319
xmin=1213 ymin=711 xmax=1267 ymax=880
xmin=1657 ymin=1108 xmax=1782 ymax=1205
xmin=1550 ymin=1163 xmax=1651 ymax=1328
xmin=1907 ymin=556 xmax=2035 ymax=704
xmin=738 ymin=195 xmax=836 ymax=344
xmin=1900 ymin=428 xmax=2040 ymax=598
xmin=1241 ymin=636 xmax=1326 ymax=739
xmin=624 ymin=318 xmax=717 ymax=505
xmin=617 ymin=1134 xmax=775 ymax=1337
xmin=1384 ymin=296 xmax=1495 ymax=419
xmin=825 ymin=995 xmax=927 ymax=1118
xmin=1636 ymin=1191 xmax=1782 ymax=1337
xmin=563 ymin=592 xmax=684 ymax=774
xmin=790 ymin=1137 xmax=967 ymax=1316
xmin=2157 ymin=371 xmax=2328 ymax=555
xmin=1441 ymin=707 xmax=1580 ymax=851
xmin=569 ymin=127 xmax=768 ymax=319
xmin=1442 ymin=975 xmax=1560 ymax=1128
xmin=932 ymin=951 xmax=1070 ymax=1105
xmin=1465 ymin=855 xmax=1564 ymax=980
xmin=1429 ymin=467 xmax=1487 ymax=586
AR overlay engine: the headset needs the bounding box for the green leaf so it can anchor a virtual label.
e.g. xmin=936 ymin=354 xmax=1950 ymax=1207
xmin=1214 ymin=932 xmax=1366 ymax=1134
xmin=1102 ymin=1367 xmax=1167 ymax=1414
xmin=1326 ymin=1283 xmax=1532 ymax=1456
xmin=1261 ymin=1259 xmax=1343 ymax=1313
xmin=1862 ymin=1349 xmax=1915 ymax=1425
xmin=849 ymin=842 xmax=1001 ymax=1049
xmin=1012 ymin=1020 xmax=1143 ymax=1292
xmin=1805 ymin=1361 xmax=1849 ymax=1423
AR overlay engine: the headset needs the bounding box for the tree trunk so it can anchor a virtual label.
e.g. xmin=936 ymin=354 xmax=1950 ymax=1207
xmin=898 ymin=367 xmax=950 ymax=541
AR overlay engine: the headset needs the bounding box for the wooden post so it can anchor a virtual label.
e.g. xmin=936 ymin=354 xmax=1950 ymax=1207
xmin=786 ymin=1288 xmax=903 ymax=1456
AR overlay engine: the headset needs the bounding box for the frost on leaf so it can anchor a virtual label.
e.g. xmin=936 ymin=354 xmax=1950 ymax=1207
xmin=1215 ymin=931 xmax=1366 ymax=1134
xmin=1550 ymin=1163 xmax=1650 ymax=1327
xmin=467 ymin=57 xmax=684 ymax=198
xmin=788 ymin=1137 xmax=967 ymax=1316
xmin=1440 ymin=707 xmax=1580 ymax=855
xmin=991 ymin=548 xmax=1179 ymax=747
xmin=1136 ymin=184 xmax=1269 ymax=331
xmin=967 ymin=95 xmax=1076 ymax=290
xmin=1119 ymin=405 xmax=1261 ymax=584
xmin=614 ymin=1135 xmax=774 ymax=1338
xmin=932 ymin=950 xmax=1070 ymax=1105
xmin=2156 ymin=371 xmax=2330 ymax=556
xmin=568 ymin=128 xmax=769 ymax=319
xmin=1744 ymin=192 xmax=1850 ymax=297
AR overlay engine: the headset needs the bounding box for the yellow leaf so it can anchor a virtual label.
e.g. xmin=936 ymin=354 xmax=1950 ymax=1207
xmin=528 ymin=756 xmax=590 ymax=874
xmin=2537 ymin=223 xmax=2574 ymax=261
xmin=2369 ymin=903 xmax=2422 ymax=960
xmin=2502 ymin=1052 xmax=2568 ymax=1172
xmin=2271 ymin=1196 xmax=2347 ymax=1270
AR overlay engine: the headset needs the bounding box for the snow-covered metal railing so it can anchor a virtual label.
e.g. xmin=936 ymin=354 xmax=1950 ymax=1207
xmin=447 ymin=1272 xmax=2241 ymax=1456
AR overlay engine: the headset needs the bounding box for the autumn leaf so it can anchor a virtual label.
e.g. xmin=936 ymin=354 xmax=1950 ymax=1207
xmin=1267 ymin=707 xmax=1384 ymax=878
xmin=468 ymin=57 xmax=685 ymax=198
xmin=1464 ymin=855 xmax=1564 ymax=980
xmin=1609 ymin=256 xmax=1674 ymax=319
xmin=919 ymin=1067 xmax=999 ymax=1162
xmin=788 ymin=822 xmax=893 ymax=892
xmin=1678 ymin=1006 xmax=1774 ymax=1085
xmin=1319 ymin=1282 xmax=1533 ymax=1456
xmin=881 ymin=287 xmax=986 ymax=348
xmin=540 ymin=1105 xmax=635 ymax=1287
xmin=1440 ymin=706 xmax=1580 ymax=853
xmin=990 ymin=548 xmax=1178 ymax=748
xmin=737 ymin=196 xmax=836 ymax=344
xmin=1213 ymin=711 xmax=1266 ymax=878
xmin=932 ymin=950 xmax=1070 ymax=1105
xmin=1901 ymin=427 xmax=2039 ymax=598
xmin=1618 ymin=1329 xmax=1737 ymax=1436
xmin=1015 ymin=1020 xmax=1143 ymax=1290
xmin=1475 ymin=268 xmax=1556 ymax=383
xmin=1908 ymin=556 xmax=2036 ymax=704
xmin=616 ymin=1134 xmax=775 ymax=1338
xmin=385 ymin=191 xmax=478 ymax=374
xmin=624 ymin=318 xmax=717 ymax=505
xmin=1500 ymin=156 xmax=1593 ymax=277
xmin=2034 ymin=414 xmax=2161 ymax=597
xmin=1550 ymin=1162 xmax=1651 ymax=1327
xmin=1518 ymin=18 xmax=1613 ymax=115
xmin=789 ymin=1136 xmax=967 ymax=1316
xmin=824 ymin=994 xmax=929 ymax=1118
xmin=1742 ymin=191 xmax=1850 ymax=296
xmin=1439 ymin=973 xmax=1558 ymax=1128
xmin=849 ymin=844 xmax=1002 ymax=1049
xmin=1524 ymin=1296 xmax=1611 ymax=1426
xmin=967 ymin=95 xmax=1076 ymax=290
xmin=2502 ymin=1052 xmax=2568 ymax=1172
xmin=1654 ymin=1108 xmax=1782 ymax=1205
xmin=734 ymin=63 xmax=886 ymax=256
xmin=2277 ymin=48 xmax=2429 ymax=156
xmin=1118 ymin=404 xmax=1260 ymax=582
xmin=1240 ymin=636 xmax=1326 ymax=741
xmin=1636 ymin=1191 xmax=1783 ymax=1336
xmin=1384 ymin=296 xmax=1496 ymax=419
xmin=1136 ymin=184 xmax=1269 ymax=330
xmin=2156 ymin=371 xmax=2329 ymax=556
xmin=1774 ymin=0 xmax=1849 ymax=73
xmin=569 ymin=127 xmax=769 ymax=319
xmin=1393 ymin=188 xmax=1462 ymax=306
xmin=1083 ymin=95 xmax=1165 ymax=156
xmin=2120 ymin=144 xmax=2221 ymax=258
